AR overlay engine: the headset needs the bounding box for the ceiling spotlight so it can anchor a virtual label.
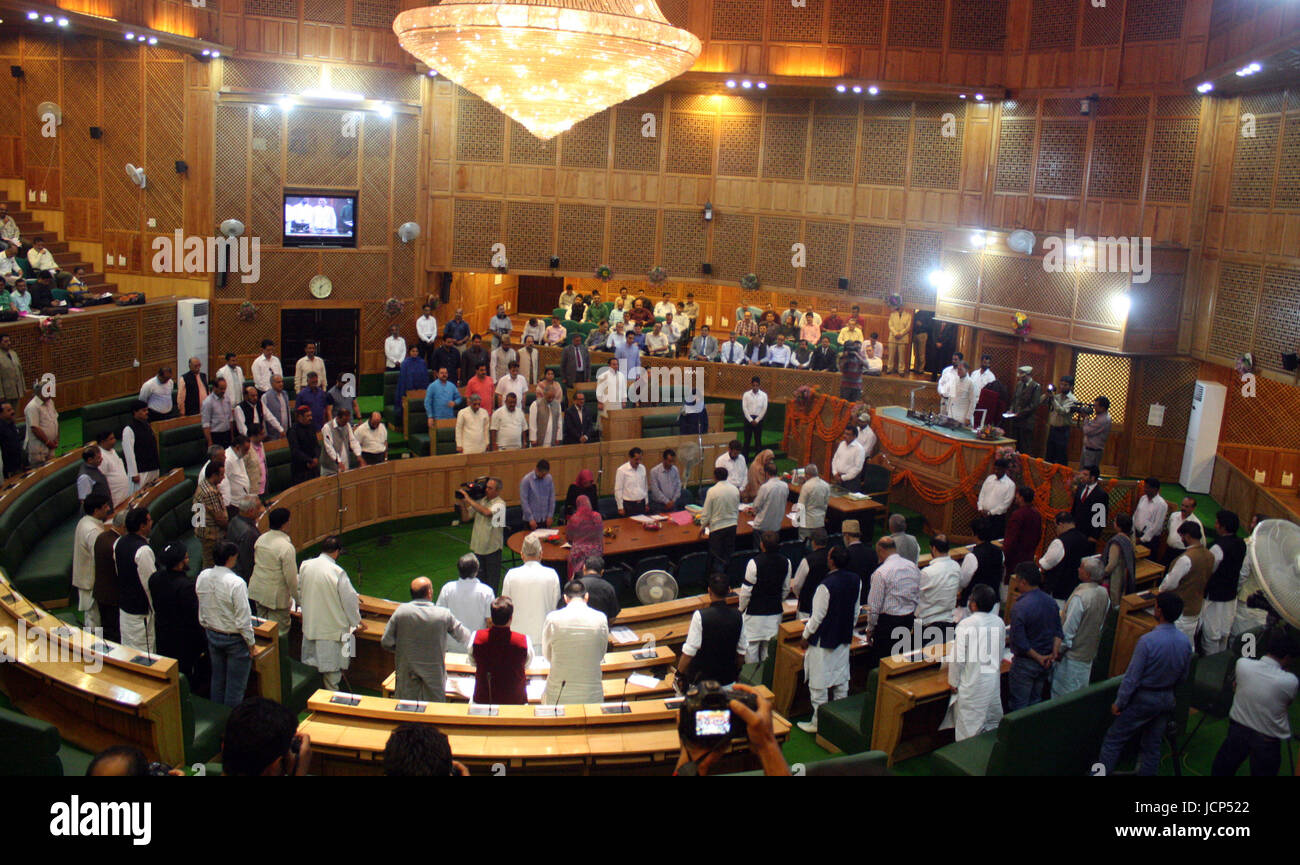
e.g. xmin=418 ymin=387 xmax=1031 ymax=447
xmin=974 ymin=93 xmax=984 ymax=101
xmin=867 ymin=86 xmax=879 ymax=96
xmin=756 ymin=82 xmax=766 ymax=89
xmin=26 ymin=11 xmax=38 ymax=20
xmin=1110 ymin=293 xmax=1131 ymax=319
xmin=1196 ymin=81 xmax=1213 ymax=93
xmin=852 ymin=85 xmax=862 ymax=94
xmin=147 ymin=36 xmax=158 ymax=45
xmin=426 ymin=69 xmax=437 ymax=77
xmin=1004 ymin=100 xmax=1017 ymax=109
xmin=725 ymin=79 xmax=736 ymax=89
xmin=125 ymin=32 xmax=135 ymax=40
xmin=740 ymin=80 xmax=752 ymax=89
xmin=376 ymin=103 xmax=393 ymax=118
xmin=1236 ymin=62 xmax=1262 ymax=76
xmin=56 ymin=17 xmax=68 ymax=27
xmin=959 ymin=93 xmax=967 ymax=99
xmin=211 ymin=51 xmax=220 ymax=58
xmin=927 ymin=269 xmax=954 ymax=292
xmin=970 ymin=232 xmax=986 ymax=247
xmin=278 ymin=97 xmax=294 ymax=112
xmin=201 ymin=49 xmax=211 ymax=56
xmin=42 ymin=15 xmax=53 ymax=22
xmin=836 ymin=84 xmax=846 ymax=93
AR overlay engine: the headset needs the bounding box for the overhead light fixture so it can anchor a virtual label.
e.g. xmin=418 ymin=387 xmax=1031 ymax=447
xmin=1110 ymin=293 xmax=1131 ymax=319
xmin=125 ymin=32 xmax=135 ymax=40
xmin=426 ymin=69 xmax=437 ymax=77
xmin=212 ymin=51 xmax=220 ymax=58
xmin=278 ymin=97 xmax=294 ymax=112
xmin=836 ymin=84 xmax=846 ymax=93
xmin=927 ymin=269 xmax=953 ymax=293
xmin=970 ymin=232 xmax=986 ymax=247
xmin=725 ymin=79 xmax=736 ymax=88
xmin=756 ymin=81 xmax=766 ymax=89
xmin=42 ymin=15 xmax=53 ymax=23
xmin=974 ymin=93 xmax=984 ymax=101
xmin=56 ymin=17 xmax=68 ymax=27
xmin=852 ymin=85 xmax=862 ymax=93
xmin=393 ymin=1 xmax=701 ymax=141
xmin=1236 ymin=62 xmax=1262 ymax=76
xmin=740 ymin=80 xmax=752 ymax=89
xmin=201 ymin=49 xmax=211 ymax=56
xmin=1196 ymin=81 xmax=1213 ymax=93
xmin=867 ymin=86 xmax=878 ymax=96
xmin=1004 ymin=99 xmax=1017 ymax=109
xmin=376 ymin=103 xmax=393 ymax=118
xmin=147 ymin=36 xmax=158 ymax=45
xmin=26 ymin=11 xmax=38 ymax=20
xmin=959 ymin=93 xmax=967 ymax=99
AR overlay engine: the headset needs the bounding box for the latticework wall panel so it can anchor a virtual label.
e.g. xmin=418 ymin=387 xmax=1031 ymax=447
xmin=711 ymin=0 xmax=764 ymax=41
xmin=222 ymin=59 xmax=318 ymax=93
xmin=1074 ymin=270 xmax=1130 ymax=325
xmin=50 ymin=315 xmax=95 ymax=383
xmin=390 ymin=239 xmax=416 ymax=297
xmin=666 ymin=113 xmax=714 ymax=175
xmin=145 ymin=61 xmax=185 ymax=232
xmin=858 ymin=118 xmax=908 ymax=186
xmin=98 ymin=311 xmax=140 ymax=372
xmin=979 ymin=254 xmax=1031 ymax=308
xmin=352 ymin=0 xmax=400 ymax=28
xmin=948 ymin=0 xmax=1008 ymax=51
xmin=658 ymin=0 xmax=692 ymax=30
xmin=506 ymin=201 xmax=556 ymax=272
xmin=508 ymin=118 xmax=557 ymax=165
xmin=609 ymin=207 xmax=658 ymax=276
xmin=215 ymin=105 xmax=249 ymax=227
xmin=559 ymin=110 xmax=611 ymax=169
xmin=318 ymin=252 xmax=388 ymax=300
xmin=761 ymin=114 xmax=809 ymax=181
xmin=248 ymin=249 xmax=320 ymax=300
xmin=1254 ymin=267 xmax=1300 ymax=373
xmin=767 ymin=98 xmax=811 ymax=116
xmin=888 ymin=0 xmax=944 ymax=49
xmin=360 ymin=120 xmax=391 ymax=248
xmin=1147 ymin=118 xmax=1198 ymax=203
xmin=286 ymin=109 xmax=359 ymax=188
xmin=451 ymin=199 xmax=504 ymax=270
xmin=1028 ymin=0 xmax=1077 ymax=50
xmin=1042 ymin=98 xmax=1083 ymax=117
xmin=1022 ymin=266 xmax=1076 ymax=318
xmin=1124 ymin=0 xmax=1185 ymax=42
xmin=660 ymin=210 xmax=707 ymax=280
xmin=1081 ymin=0 xmax=1125 ymax=45
xmin=1073 ymin=353 xmax=1131 ymax=425
xmin=1220 ymin=370 xmax=1300 ymax=449
xmin=60 ymin=59 xmax=98 ymax=199
xmin=1136 ymin=357 xmax=1198 ymax=435
xmin=1096 ymin=96 xmax=1150 ymax=118
xmin=1035 ymin=121 xmax=1088 ymax=196
xmin=456 ymin=92 xmax=505 ymax=163
xmin=770 ymin=0 xmax=824 ymax=42
xmin=756 ymin=216 xmax=801 ymax=288
xmin=1130 ymin=273 xmax=1183 ymax=332
xmin=245 ymin=0 xmax=297 ymax=18
xmin=809 ymin=115 xmax=857 ymax=183
xmin=142 ymin=305 xmax=178 ymax=366
xmin=215 ymin=301 xmax=281 ymax=358
xmin=994 ymin=118 xmax=1035 ymax=192
xmin=304 ymin=0 xmax=345 ymax=24
xmin=850 ymin=224 xmax=901 ymax=300
xmin=21 ymin=58 xmax=57 ymax=171
xmin=1273 ymin=114 xmax=1300 ymax=209
xmin=910 ymin=118 xmax=962 ymax=190
xmin=945 ymin=250 xmax=980 ymax=303
xmin=1088 ymin=119 xmax=1146 ymax=199
xmin=1157 ymin=95 xmax=1201 ymax=117
xmin=1228 ymin=115 xmax=1280 ymax=207
xmin=900 ymin=229 xmax=943 ymax=305
xmin=718 ymin=116 xmax=762 ymax=176
xmin=250 ymin=109 xmax=283 ymax=245
xmin=556 ymin=204 xmax=606 ymax=272
xmin=803 ymin=221 xmax=850 ymax=293
xmin=1208 ymin=262 xmax=1261 ymax=359
xmin=394 ymin=114 xmax=419 ymax=228
xmin=1240 ymin=92 xmax=1285 ymax=116
xmin=711 ymin=212 xmax=755 ymax=283
xmin=672 ymin=93 xmax=717 ymax=114
xmin=101 ymin=61 xmax=142 ymax=232
xmin=613 ymin=107 xmax=660 ymax=172
xmin=829 ymin=0 xmax=883 ymax=44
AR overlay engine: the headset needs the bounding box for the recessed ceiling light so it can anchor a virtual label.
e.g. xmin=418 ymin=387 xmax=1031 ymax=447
xmin=26 ymin=11 xmax=38 ymax=20
xmin=867 ymin=86 xmax=878 ymax=96
xmin=377 ymin=103 xmax=393 ymax=118
xmin=836 ymin=84 xmax=846 ymax=93
xmin=147 ymin=36 xmax=158 ymax=45
xmin=125 ymin=32 xmax=135 ymax=40
xmin=42 ymin=15 xmax=53 ymax=22
xmin=852 ymin=85 xmax=862 ymax=94
xmin=1196 ymin=81 xmax=1213 ymax=93
xmin=211 ymin=51 xmax=220 ymax=58
xmin=740 ymin=80 xmax=751 ymax=89
xmin=725 ymin=79 xmax=736 ymax=88
xmin=959 ymin=93 xmax=967 ymax=99
xmin=56 ymin=17 xmax=68 ymax=27
xmin=756 ymin=82 xmax=766 ymax=89
xmin=974 ymin=93 xmax=984 ymax=101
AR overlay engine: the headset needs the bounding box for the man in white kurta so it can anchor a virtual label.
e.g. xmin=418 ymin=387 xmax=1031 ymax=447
xmin=73 ymin=496 xmax=111 ymax=630
xmin=96 ymin=435 xmax=132 ymax=508
xmin=455 ymin=396 xmax=490 ymax=454
xmin=542 ymin=580 xmax=610 ymax=705
xmin=946 ymin=363 xmax=977 ymax=426
xmin=831 ymin=429 xmax=866 ymax=491
xmin=436 ymin=554 xmax=497 ymax=653
xmin=490 ymin=394 xmax=528 ymax=450
xmin=500 ymin=536 xmax=563 ymax=647
xmin=298 ymin=543 xmax=361 ymax=690
xmin=944 ymin=585 xmax=1006 ymax=741
xmin=799 ymin=548 xmax=862 ymax=734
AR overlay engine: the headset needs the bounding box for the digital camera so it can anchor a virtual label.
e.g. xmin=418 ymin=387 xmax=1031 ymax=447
xmin=677 ymin=680 xmax=758 ymax=746
xmin=455 ymin=477 xmax=489 ymax=501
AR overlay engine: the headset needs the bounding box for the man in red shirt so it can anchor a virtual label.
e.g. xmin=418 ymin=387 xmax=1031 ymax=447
xmin=464 ymin=362 xmax=495 ymax=416
xmin=1002 ymin=485 xmax=1042 ymax=598
xmin=467 ymin=597 xmax=534 ymax=705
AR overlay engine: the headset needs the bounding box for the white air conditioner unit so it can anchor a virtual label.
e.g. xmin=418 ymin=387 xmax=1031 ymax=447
xmin=1179 ymin=380 xmax=1226 ymax=494
xmin=177 ymin=298 xmax=210 ymax=377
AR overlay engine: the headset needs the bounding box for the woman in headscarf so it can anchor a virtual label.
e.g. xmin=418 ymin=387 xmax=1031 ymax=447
xmin=565 ymin=494 xmax=604 ymax=579
xmin=565 ymin=468 xmax=599 ymax=518
xmin=742 ymin=449 xmax=775 ymax=502
xmin=394 ymin=345 xmax=429 ymax=424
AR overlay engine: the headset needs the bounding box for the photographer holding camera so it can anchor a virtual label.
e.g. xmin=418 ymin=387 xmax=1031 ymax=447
xmin=1079 ymin=395 xmax=1111 ymax=471
xmin=1045 ymin=375 xmax=1076 ymax=465
xmin=674 ymin=681 xmax=790 ymax=776
xmin=457 ymin=477 xmax=506 ymax=592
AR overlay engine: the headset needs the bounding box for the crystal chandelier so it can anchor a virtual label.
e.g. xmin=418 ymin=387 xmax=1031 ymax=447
xmin=394 ymin=1 xmax=702 ymax=140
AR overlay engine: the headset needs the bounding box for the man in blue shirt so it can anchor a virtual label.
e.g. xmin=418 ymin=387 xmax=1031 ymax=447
xmin=1097 ymin=591 xmax=1193 ymax=775
xmin=424 ymin=365 xmax=460 ymax=422
xmin=1007 ymin=562 xmax=1063 ymax=711
xmin=615 ymin=332 xmax=642 ymax=384
xmin=519 ymin=460 xmax=555 ymax=530
xmin=294 ymin=372 xmax=327 ymax=431
xmin=443 ymin=309 xmax=471 ymax=352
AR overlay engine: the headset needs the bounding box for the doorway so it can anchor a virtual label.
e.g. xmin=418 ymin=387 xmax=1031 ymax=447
xmin=281 ymin=307 xmax=360 ymax=381
xmin=517 ymin=275 xmax=566 ymax=315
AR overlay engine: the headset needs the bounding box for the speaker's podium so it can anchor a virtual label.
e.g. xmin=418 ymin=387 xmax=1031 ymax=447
xmin=1109 ymin=591 xmax=1160 ymax=677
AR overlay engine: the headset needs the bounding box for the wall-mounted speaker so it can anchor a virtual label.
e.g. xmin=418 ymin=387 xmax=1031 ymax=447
xmin=174 ymin=160 xmax=188 ymax=174
xmin=701 ymin=263 xmax=712 ymax=275
xmin=549 ymin=256 xmax=559 ymax=269
xmin=838 ymin=277 xmax=849 ymax=290
xmin=9 ymin=66 xmax=23 ymax=79
xmin=89 ymin=126 xmax=103 ymax=139
xmin=1283 ymin=353 xmax=1299 ymax=372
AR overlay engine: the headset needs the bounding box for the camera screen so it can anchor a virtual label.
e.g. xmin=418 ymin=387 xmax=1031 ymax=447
xmin=694 ymin=709 xmax=731 ymax=737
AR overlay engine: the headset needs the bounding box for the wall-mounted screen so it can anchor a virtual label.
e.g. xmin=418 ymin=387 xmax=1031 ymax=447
xmin=283 ymin=191 xmax=356 ymax=248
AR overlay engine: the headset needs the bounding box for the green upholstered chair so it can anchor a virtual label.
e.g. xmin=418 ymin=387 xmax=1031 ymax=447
xmin=279 ymin=630 xmax=322 ymax=717
xmin=816 ymin=666 xmax=880 ymax=754
xmin=179 ymin=673 xmax=231 ymax=766
xmin=0 ymin=706 xmax=71 ymax=775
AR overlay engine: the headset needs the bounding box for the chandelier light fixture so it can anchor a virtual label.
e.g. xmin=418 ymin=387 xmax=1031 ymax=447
xmin=393 ymin=0 xmax=702 ymax=140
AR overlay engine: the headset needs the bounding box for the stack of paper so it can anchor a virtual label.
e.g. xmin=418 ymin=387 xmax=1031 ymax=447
xmin=610 ymin=626 xmax=640 ymax=645
xmin=626 ymin=673 xmax=660 ymax=690
xmin=526 ymin=678 xmax=548 ymax=701
xmin=446 ymin=676 xmax=476 ymax=700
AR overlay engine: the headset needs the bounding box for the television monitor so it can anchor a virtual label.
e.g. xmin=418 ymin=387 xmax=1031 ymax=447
xmin=283 ymin=191 xmax=356 ymax=248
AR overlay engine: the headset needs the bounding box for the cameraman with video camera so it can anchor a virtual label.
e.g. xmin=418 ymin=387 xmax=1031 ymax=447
xmin=1045 ymin=374 xmax=1076 ymax=465
xmin=1080 ymin=395 xmax=1111 ymax=471
xmin=457 ymin=477 xmax=506 ymax=593
xmin=674 ymin=681 xmax=791 ymax=776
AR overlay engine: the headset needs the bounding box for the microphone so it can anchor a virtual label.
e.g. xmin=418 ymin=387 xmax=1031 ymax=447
xmin=552 ymin=679 xmax=566 ymax=707
xmin=486 ymin=671 xmax=493 ymax=705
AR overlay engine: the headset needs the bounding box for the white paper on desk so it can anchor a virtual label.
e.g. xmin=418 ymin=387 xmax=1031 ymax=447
xmin=626 ymin=673 xmax=660 ymax=690
xmin=526 ymin=678 xmax=548 ymax=701
xmin=527 ymin=656 xmax=550 ymax=673
xmin=527 ymin=528 xmax=560 ymax=541
xmin=629 ymin=514 xmax=657 ymax=525
xmin=702 ymin=526 xmax=710 ymax=537
xmin=446 ymin=676 xmax=476 ymax=700
xmin=783 ymin=598 xmax=798 ymax=615
xmin=610 ymin=626 xmax=640 ymax=645
xmin=845 ymin=492 xmax=871 ymax=500
xmin=789 ymin=504 xmax=804 ymax=527
xmin=738 ymin=503 xmax=754 ymax=512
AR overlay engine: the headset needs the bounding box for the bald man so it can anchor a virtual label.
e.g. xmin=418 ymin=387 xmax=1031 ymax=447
xmin=380 ymin=576 xmax=473 ymax=702
xmin=355 ymin=411 xmax=389 ymax=465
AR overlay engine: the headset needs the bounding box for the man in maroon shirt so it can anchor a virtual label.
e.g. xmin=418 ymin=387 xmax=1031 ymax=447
xmin=1002 ymin=485 xmax=1042 ymax=595
xmin=467 ymin=597 xmax=533 ymax=705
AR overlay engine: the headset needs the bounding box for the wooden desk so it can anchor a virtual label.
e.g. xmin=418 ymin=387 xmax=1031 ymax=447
xmin=506 ymin=512 xmax=794 ymax=563
xmin=380 ymin=645 xmax=679 ymax=701
xmin=298 ymin=685 xmax=789 ymax=775
xmin=871 ymin=642 xmax=1011 ymax=766
xmin=0 ymin=568 xmax=186 ymax=766
xmin=787 ymin=480 xmax=887 ymax=533
xmin=602 ymin=403 xmax=725 ymax=442
xmin=248 ymin=617 xmax=282 ymax=703
xmin=771 ymin=611 xmax=870 ymax=718
xmin=1109 ymin=592 xmax=1159 ymax=677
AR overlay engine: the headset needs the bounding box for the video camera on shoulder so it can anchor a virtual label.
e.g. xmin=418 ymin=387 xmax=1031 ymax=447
xmin=455 ymin=476 xmax=490 ymax=501
xmin=677 ymin=680 xmax=757 ymax=747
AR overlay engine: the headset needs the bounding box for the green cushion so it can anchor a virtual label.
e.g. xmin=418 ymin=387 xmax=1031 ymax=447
xmin=435 ymin=428 xmax=457 ymax=455
xmin=279 ymin=631 xmax=322 ymax=716
xmin=930 ymin=729 xmax=999 ymax=777
xmin=81 ymin=396 xmax=139 ymax=445
xmin=180 ymin=674 xmax=231 ymax=766
xmin=408 ymin=433 xmax=431 ymax=457
xmin=160 ymin=423 xmax=207 ymax=472
xmin=56 ymin=742 xmax=96 ymax=777
xmin=817 ymin=667 xmax=878 ymax=754
xmin=0 ymin=706 xmax=64 ymax=776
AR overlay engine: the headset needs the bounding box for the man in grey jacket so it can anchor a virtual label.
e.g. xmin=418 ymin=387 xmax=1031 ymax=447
xmin=381 ymin=576 xmax=473 ymax=701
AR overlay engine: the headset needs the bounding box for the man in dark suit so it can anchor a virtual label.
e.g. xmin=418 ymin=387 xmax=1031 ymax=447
xmin=560 ymin=332 xmax=591 ymax=391
xmin=562 ymin=391 xmax=598 ymax=444
xmin=842 ymin=518 xmax=879 ymax=604
xmin=577 ymin=555 xmax=621 ymax=622
xmin=288 ymin=405 xmax=321 ymax=486
xmin=1071 ymin=465 xmax=1109 ymax=542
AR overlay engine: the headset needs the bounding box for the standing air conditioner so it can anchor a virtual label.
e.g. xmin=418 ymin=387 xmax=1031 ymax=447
xmin=176 ymin=298 xmax=210 ymax=375
xmin=1179 ymin=380 xmax=1226 ymax=494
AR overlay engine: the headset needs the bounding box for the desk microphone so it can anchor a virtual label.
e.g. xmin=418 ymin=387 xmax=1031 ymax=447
xmin=552 ymin=679 xmax=566 ymax=707
xmin=486 ymin=671 xmax=493 ymax=705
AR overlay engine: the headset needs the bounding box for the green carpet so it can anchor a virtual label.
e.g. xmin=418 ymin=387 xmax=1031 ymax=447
xmin=339 ymin=523 xmax=475 ymax=602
